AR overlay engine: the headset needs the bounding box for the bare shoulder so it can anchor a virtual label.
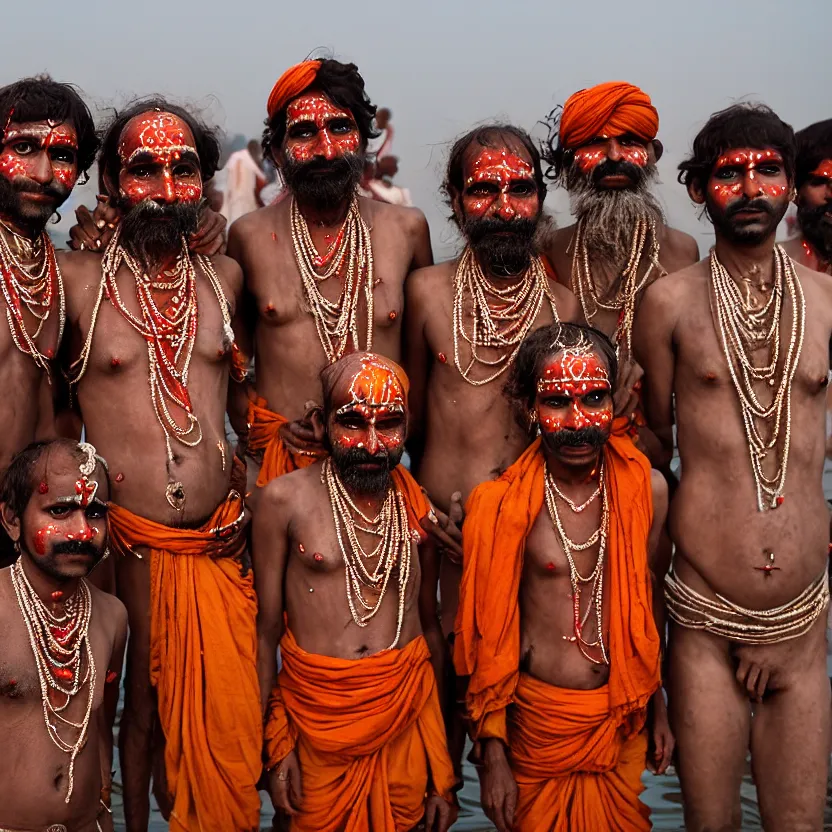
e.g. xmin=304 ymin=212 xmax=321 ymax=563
xmin=795 ymin=262 xmax=832 ymax=308
xmin=365 ymin=198 xmax=427 ymax=233
xmin=650 ymin=468 xmax=669 ymax=510
xmin=407 ymin=259 xmax=456 ymax=300
xmin=205 ymin=252 xmax=243 ymax=293
xmin=88 ymin=583 xmax=127 ymax=634
xmin=551 ymin=280 xmax=580 ymax=322
xmin=257 ymin=464 xmax=320 ymax=524
xmin=57 ymin=250 xmax=103 ymax=290
xmin=548 ymin=223 xmax=576 ymax=249
xmin=660 ymin=225 xmax=700 ymax=267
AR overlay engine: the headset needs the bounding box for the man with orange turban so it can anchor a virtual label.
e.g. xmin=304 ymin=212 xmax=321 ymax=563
xmin=541 ymin=82 xmax=698 ymax=460
xmin=227 ymin=59 xmax=434 ymax=489
xmin=454 ymin=322 xmax=673 ymax=831
xmin=254 ymin=351 xmax=456 ymax=831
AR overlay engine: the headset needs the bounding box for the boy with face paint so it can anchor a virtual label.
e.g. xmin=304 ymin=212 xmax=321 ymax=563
xmin=454 ymin=322 xmax=671 ymax=832
xmin=254 ymin=352 xmax=457 ymax=832
xmin=226 ymin=59 xmax=434 ymax=491
xmin=0 ymin=77 xmax=98 ymax=566
xmin=59 ymin=100 xmax=262 ymax=832
xmin=404 ymin=123 xmax=579 ymax=771
xmin=541 ymin=82 xmax=699 ymax=455
xmin=634 ymin=102 xmax=832 ymax=831
xmin=0 ymin=439 xmax=127 ymax=832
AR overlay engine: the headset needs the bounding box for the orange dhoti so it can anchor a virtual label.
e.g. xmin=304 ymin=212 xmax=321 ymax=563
xmin=509 ymin=675 xmax=650 ymax=831
xmin=455 ymin=434 xmax=661 ymax=829
xmin=108 ymin=491 xmax=262 ymax=832
xmin=265 ymin=630 xmax=455 ymax=832
xmin=247 ymin=395 xmax=320 ymax=486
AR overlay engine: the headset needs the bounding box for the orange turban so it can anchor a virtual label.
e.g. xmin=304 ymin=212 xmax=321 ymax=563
xmin=559 ymin=81 xmax=659 ymax=149
xmin=267 ymin=60 xmax=322 ymax=120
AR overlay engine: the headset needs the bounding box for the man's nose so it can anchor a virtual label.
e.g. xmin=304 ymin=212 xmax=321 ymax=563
xmin=494 ymin=192 xmax=515 ymax=220
xmin=313 ymin=131 xmax=337 ymax=161
xmin=27 ymin=150 xmax=54 ymax=186
xmin=159 ymin=168 xmax=176 ymax=203
xmin=742 ymin=169 xmax=764 ymax=198
xmin=606 ymin=138 xmax=623 ymax=162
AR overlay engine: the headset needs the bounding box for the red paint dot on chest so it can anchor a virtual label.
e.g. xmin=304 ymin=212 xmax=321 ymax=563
xmin=45 ymin=348 xmax=54 ymax=359
xmin=438 ymin=353 xmax=447 ymax=364
xmin=51 ymin=590 xmax=63 ymax=601
xmin=546 ymin=562 xmax=556 ymax=571
xmin=313 ymin=552 xmax=324 ymax=563
xmin=775 ymin=496 xmax=785 ymax=507
xmin=106 ymin=670 xmax=118 ymax=684
xmin=54 ymin=667 xmax=73 ymax=681
xmin=115 ymin=473 xmax=124 ymax=483
xmin=271 ymin=232 xmax=277 ymax=242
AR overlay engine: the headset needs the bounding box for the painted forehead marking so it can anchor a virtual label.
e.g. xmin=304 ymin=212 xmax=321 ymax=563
xmin=118 ymin=112 xmax=197 ymax=165
xmin=335 ymin=356 xmax=406 ymax=414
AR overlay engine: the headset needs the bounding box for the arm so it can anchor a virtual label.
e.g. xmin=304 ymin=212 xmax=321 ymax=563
xmin=410 ymin=211 xmax=434 ymax=270
xmin=403 ymin=270 xmax=431 ymax=465
xmin=418 ymin=536 xmax=445 ymax=702
xmin=632 ymin=281 xmax=678 ymax=471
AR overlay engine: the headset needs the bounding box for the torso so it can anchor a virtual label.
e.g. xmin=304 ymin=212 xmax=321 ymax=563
xmin=665 ymin=258 xmax=832 ymax=609
xmin=60 ymin=250 xmax=241 ymax=525
xmin=230 ymin=197 xmax=424 ymax=420
xmin=277 ymin=464 xmax=423 ymax=660
xmin=0 ymin=571 xmax=120 ymax=830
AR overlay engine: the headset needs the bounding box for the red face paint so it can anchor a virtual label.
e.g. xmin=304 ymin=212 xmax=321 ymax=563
xmin=283 ymin=93 xmax=360 ymax=164
xmin=536 ymin=350 xmax=613 ymax=434
xmin=0 ymin=121 xmax=79 ymax=191
xmin=710 ymin=148 xmax=789 ymax=210
xmin=38 ymin=481 xmax=49 ymax=494
xmin=117 ymin=112 xmax=203 ymax=206
xmin=799 ymin=158 xmax=832 ymax=213
xmin=331 ymin=356 xmax=407 ymax=455
xmin=810 ymin=160 xmax=832 ymax=181
xmin=461 ymin=148 xmax=538 ymax=221
xmin=34 ymin=524 xmax=60 ymax=555
xmin=573 ymin=135 xmax=649 ymax=174
xmin=74 ymin=477 xmax=97 ymax=508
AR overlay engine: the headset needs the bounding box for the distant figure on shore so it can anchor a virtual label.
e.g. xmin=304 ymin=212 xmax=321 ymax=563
xmin=221 ymin=139 xmax=266 ymax=225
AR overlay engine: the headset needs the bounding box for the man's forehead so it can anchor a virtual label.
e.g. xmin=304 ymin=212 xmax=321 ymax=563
xmin=811 ymin=159 xmax=832 ymax=177
xmin=465 ymin=143 xmax=534 ymax=176
xmin=715 ymin=147 xmax=784 ymax=164
xmin=332 ymin=357 xmax=407 ymax=408
xmin=34 ymin=449 xmax=105 ymax=486
xmin=3 ymin=119 xmax=78 ymax=146
xmin=118 ymin=111 xmax=197 ymax=161
xmin=286 ymin=91 xmax=351 ymax=123
xmin=540 ymin=347 xmax=610 ymax=381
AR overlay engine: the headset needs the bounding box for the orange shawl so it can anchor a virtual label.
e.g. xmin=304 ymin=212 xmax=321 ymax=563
xmin=247 ymin=395 xmax=320 ymax=486
xmin=108 ymin=492 xmax=262 ymax=832
xmin=454 ymin=432 xmax=660 ymax=747
xmin=266 ymin=630 xmax=454 ymax=831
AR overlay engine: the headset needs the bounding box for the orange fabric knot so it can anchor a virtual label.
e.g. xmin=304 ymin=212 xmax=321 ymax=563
xmin=559 ymin=81 xmax=659 ymax=149
xmin=267 ymin=60 xmax=322 ymax=120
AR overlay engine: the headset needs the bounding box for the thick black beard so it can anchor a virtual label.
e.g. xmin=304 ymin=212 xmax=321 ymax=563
xmin=461 ymin=216 xmax=539 ymax=276
xmin=798 ymin=200 xmax=832 ymax=261
xmin=564 ymin=161 xmax=663 ymax=264
xmin=117 ymin=199 xmax=199 ymax=268
xmin=541 ymin=425 xmax=607 ymax=454
xmin=0 ymin=174 xmax=70 ymax=232
xmin=331 ymin=446 xmax=404 ymax=494
xmin=281 ymin=153 xmax=365 ymax=211
xmin=708 ymin=195 xmax=784 ymax=245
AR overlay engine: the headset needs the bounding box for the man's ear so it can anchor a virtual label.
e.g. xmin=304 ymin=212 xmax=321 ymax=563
xmin=649 ymin=139 xmax=664 ymax=164
xmin=687 ymin=176 xmax=706 ymax=206
xmin=450 ymin=189 xmax=465 ymax=227
xmin=0 ymin=503 xmax=21 ymax=542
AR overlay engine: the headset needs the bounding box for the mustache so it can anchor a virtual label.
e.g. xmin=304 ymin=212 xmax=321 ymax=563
xmin=52 ymin=539 xmax=100 ymax=558
xmin=798 ymin=199 xmax=832 ymax=220
xmin=463 ymin=216 xmax=538 ymax=243
xmin=591 ymin=159 xmax=647 ymax=186
xmin=544 ymin=426 xmax=608 ymax=449
xmin=725 ymin=197 xmax=775 ymax=218
xmin=338 ymin=447 xmax=392 ymax=467
xmin=281 ymin=152 xmax=365 ymax=204
xmin=13 ymin=179 xmax=69 ymax=201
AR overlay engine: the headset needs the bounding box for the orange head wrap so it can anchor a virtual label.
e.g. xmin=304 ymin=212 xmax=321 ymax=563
xmin=267 ymin=60 xmax=322 ymax=121
xmin=559 ymin=81 xmax=659 ymax=150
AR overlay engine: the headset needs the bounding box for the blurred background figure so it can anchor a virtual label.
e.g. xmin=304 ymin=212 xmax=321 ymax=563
xmin=219 ymin=138 xmax=267 ymax=224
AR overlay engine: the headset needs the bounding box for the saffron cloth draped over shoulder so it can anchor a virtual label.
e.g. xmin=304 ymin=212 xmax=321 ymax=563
xmin=267 ymin=60 xmax=323 ymax=120
xmin=108 ymin=491 xmax=262 ymax=832
xmin=559 ymin=81 xmax=659 ymax=149
xmin=453 ymin=434 xmax=661 ymax=831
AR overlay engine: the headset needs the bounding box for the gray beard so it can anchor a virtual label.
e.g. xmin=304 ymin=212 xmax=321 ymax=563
xmin=565 ymin=165 xmax=664 ymax=267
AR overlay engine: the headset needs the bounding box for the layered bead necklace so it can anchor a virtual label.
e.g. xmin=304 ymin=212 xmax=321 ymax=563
xmin=709 ymin=244 xmax=805 ymax=512
xmin=544 ymin=461 xmax=610 ymax=665
xmin=11 ymin=558 xmax=94 ymax=803
xmin=291 ymin=195 xmax=375 ymax=364
xmin=70 ymin=229 xmax=235 ymax=508
xmin=323 ymin=457 xmax=414 ymax=650
xmin=0 ymin=220 xmax=64 ymax=374
xmin=453 ymin=246 xmax=559 ymax=386
xmin=571 ymin=214 xmax=662 ymax=354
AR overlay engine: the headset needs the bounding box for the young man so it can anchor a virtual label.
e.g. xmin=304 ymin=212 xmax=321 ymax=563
xmin=455 ymin=323 xmax=671 ymax=832
xmin=0 ymin=77 xmax=99 ymax=567
xmin=634 ymin=102 xmax=832 ymax=832
xmin=0 ymin=439 xmax=126 ymax=832
xmin=227 ymin=59 xmax=433 ymax=486
xmin=254 ymin=352 xmax=456 ymax=831
xmin=60 ymin=100 xmax=261 ymax=832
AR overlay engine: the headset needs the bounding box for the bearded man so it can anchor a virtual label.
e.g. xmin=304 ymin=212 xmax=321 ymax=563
xmin=0 ymin=439 xmax=127 ymax=832
xmin=455 ymin=322 xmax=671 ymax=832
xmin=254 ymin=352 xmax=456 ymax=832
xmin=60 ymin=100 xmax=261 ymax=832
xmin=782 ymin=119 xmax=832 ymax=274
xmin=226 ymin=59 xmax=433 ymax=488
xmin=0 ymin=77 xmax=99 ymax=566
xmin=542 ymin=82 xmax=698 ymax=444
xmin=404 ymin=123 xmax=578 ymax=767
xmin=634 ymin=103 xmax=832 ymax=832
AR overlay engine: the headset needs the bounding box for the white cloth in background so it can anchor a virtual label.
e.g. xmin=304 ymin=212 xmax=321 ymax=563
xmin=221 ymin=149 xmax=264 ymax=225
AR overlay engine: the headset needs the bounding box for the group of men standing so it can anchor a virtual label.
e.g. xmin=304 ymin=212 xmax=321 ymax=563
xmin=0 ymin=57 xmax=829 ymax=832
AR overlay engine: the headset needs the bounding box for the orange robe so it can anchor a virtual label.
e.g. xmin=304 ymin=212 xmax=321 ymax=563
xmin=454 ymin=435 xmax=661 ymax=831
xmin=108 ymin=491 xmax=262 ymax=832
xmin=246 ymin=395 xmax=320 ymax=486
xmin=264 ymin=465 xmax=453 ymax=831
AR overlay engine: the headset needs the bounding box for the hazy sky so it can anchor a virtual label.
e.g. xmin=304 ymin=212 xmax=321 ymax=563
xmin=8 ymin=0 xmax=829 ymax=257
